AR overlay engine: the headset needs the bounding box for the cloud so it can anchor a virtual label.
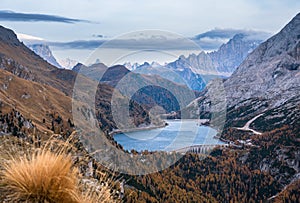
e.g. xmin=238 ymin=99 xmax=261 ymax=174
xmin=26 ymin=28 xmax=271 ymax=52
xmin=48 ymin=40 xmax=105 ymax=49
xmin=194 ymin=28 xmax=271 ymax=40
xmin=192 ymin=28 xmax=271 ymax=50
xmin=92 ymin=34 xmax=109 ymax=38
xmin=193 ymin=37 xmax=229 ymax=50
xmin=17 ymin=33 xmax=44 ymax=42
xmin=0 ymin=10 xmax=90 ymax=23
xmin=92 ymin=34 xmax=104 ymax=38
xmin=195 ymin=28 xmax=244 ymax=40
xmin=47 ymin=37 xmax=203 ymax=51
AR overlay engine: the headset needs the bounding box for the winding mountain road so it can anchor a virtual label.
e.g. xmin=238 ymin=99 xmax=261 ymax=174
xmin=235 ymin=114 xmax=263 ymax=135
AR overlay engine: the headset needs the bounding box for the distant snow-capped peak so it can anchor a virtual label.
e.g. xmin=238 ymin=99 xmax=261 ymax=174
xmin=58 ymin=58 xmax=79 ymax=70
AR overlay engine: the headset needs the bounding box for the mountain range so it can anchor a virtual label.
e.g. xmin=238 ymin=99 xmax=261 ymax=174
xmin=72 ymin=62 xmax=196 ymax=114
xmin=128 ymin=33 xmax=264 ymax=91
xmin=0 ymin=12 xmax=299 ymax=203
xmin=28 ymin=44 xmax=62 ymax=68
xmin=57 ymin=57 xmax=78 ymax=69
xmin=121 ymin=13 xmax=300 ymax=200
xmin=28 ymin=44 xmax=78 ymax=69
xmin=186 ymin=13 xmax=300 ymax=133
xmin=0 ymin=25 xmax=155 ymax=134
xmin=25 ymin=30 xmax=265 ymax=92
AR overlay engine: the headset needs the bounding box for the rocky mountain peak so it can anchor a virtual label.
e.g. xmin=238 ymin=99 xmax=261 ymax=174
xmin=72 ymin=62 xmax=86 ymax=72
xmin=142 ymin=62 xmax=150 ymax=66
xmin=186 ymin=13 xmax=300 ymax=132
xmin=209 ymin=32 xmax=262 ymax=73
xmin=150 ymin=61 xmax=162 ymax=68
xmin=28 ymin=44 xmax=62 ymax=68
xmin=126 ymin=31 xmax=262 ymax=92
xmin=252 ymin=16 xmax=298 ymax=64
xmin=225 ymin=13 xmax=300 ymax=106
xmin=178 ymin=55 xmax=186 ymax=60
xmin=231 ymin=33 xmax=246 ymax=40
xmin=232 ymin=13 xmax=300 ymax=76
xmin=57 ymin=58 xmax=78 ymax=69
xmin=0 ymin=25 xmax=20 ymax=46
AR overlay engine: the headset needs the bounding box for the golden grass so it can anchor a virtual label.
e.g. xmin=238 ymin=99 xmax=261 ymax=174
xmin=0 ymin=69 xmax=72 ymax=132
xmin=2 ymin=150 xmax=79 ymax=202
xmin=80 ymin=180 xmax=114 ymax=203
xmin=0 ymin=133 xmax=117 ymax=203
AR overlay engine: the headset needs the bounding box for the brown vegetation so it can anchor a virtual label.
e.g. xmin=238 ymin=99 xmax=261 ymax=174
xmin=0 ymin=130 xmax=117 ymax=203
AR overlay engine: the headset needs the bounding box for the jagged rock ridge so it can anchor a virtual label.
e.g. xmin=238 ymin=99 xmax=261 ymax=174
xmin=129 ymin=33 xmax=263 ymax=91
xmin=188 ymin=13 xmax=300 ymax=132
xmin=28 ymin=44 xmax=62 ymax=68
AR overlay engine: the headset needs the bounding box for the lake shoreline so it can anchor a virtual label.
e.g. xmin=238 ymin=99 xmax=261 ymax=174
xmin=112 ymin=119 xmax=226 ymax=152
xmin=109 ymin=123 xmax=167 ymax=136
xmin=109 ymin=119 xmax=212 ymax=137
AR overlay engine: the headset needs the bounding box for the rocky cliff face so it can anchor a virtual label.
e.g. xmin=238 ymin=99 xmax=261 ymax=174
xmin=209 ymin=33 xmax=261 ymax=73
xmin=131 ymin=33 xmax=263 ymax=91
xmin=28 ymin=44 xmax=62 ymax=68
xmin=0 ymin=25 xmax=19 ymax=46
xmin=187 ymin=13 xmax=300 ymax=132
xmin=0 ymin=24 xmax=154 ymax=133
xmin=166 ymin=56 xmax=208 ymax=91
xmin=168 ymin=33 xmax=263 ymax=76
xmin=224 ymin=13 xmax=300 ymax=108
xmin=185 ymin=15 xmax=300 ymax=191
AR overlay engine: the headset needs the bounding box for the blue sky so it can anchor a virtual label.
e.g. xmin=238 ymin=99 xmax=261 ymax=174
xmin=0 ymin=0 xmax=299 ymax=65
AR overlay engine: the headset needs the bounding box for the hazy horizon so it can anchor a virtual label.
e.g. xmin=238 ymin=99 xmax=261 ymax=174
xmin=0 ymin=0 xmax=299 ymax=64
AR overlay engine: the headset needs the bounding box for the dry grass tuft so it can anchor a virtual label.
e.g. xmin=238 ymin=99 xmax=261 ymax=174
xmin=2 ymin=150 xmax=79 ymax=202
xmin=80 ymin=181 xmax=114 ymax=203
xmin=0 ymin=133 xmax=117 ymax=203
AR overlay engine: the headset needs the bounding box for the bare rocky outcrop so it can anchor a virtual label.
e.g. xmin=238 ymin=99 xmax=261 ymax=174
xmin=187 ymin=13 xmax=300 ymax=132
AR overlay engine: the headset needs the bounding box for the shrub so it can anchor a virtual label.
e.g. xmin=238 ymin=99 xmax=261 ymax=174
xmin=0 ymin=134 xmax=117 ymax=203
xmin=1 ymin=150 xmax=79 ymax=202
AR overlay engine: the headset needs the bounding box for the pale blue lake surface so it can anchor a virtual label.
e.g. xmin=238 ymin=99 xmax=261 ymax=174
xmin=114 ymin=120 xmax=224 ymax=152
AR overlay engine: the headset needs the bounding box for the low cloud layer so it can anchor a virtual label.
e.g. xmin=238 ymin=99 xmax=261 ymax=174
xmin=194 ymin=28 xmax=271 ymax=40
xmin=49 ymin=40 xmax=105 ymax=49
xmin=193 ymin=28 xmax=271 ymax=50
xmin=21 ymin=28 xmax=271 ymax=52
xmin=49 ymin=38 xmax=201 ymax=51
xmin=48 ymin=29 xmax=270 ymax=51
xmin=0 ymin=10 xmax=90 ymax=23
